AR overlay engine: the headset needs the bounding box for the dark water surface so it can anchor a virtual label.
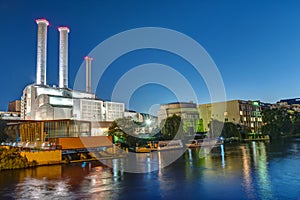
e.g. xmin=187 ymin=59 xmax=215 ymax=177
xmin=0 ymin=139 xmax=299 ymax=200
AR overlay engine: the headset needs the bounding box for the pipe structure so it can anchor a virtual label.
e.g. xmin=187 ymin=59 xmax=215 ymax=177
xmin=58 ymin=26 xmax=70 ymax=88
xmin=84 ymin=56 xmax=93 ymax=93
xmin=36 ymin=19 xmax=49 ymax=85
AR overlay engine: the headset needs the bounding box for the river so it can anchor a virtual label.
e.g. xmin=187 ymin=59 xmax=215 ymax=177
xmin=0 ymin=139 xmax=299 ymax=200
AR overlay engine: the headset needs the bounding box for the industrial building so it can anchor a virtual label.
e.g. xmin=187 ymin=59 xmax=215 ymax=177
xmin=19 ymin=18 xmax=125 ymax=136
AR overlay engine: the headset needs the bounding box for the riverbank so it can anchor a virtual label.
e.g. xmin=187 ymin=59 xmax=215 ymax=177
xmin=0 ymin=147 xmax=37 ymax=171
xmin=0 ymin=146 xmax=128 ymax=171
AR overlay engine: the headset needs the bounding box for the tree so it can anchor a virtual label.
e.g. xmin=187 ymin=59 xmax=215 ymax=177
xmin=221 ymin=122 xmax=241 ymax=139
xmin=208 ymin=120 xmax=243 ymax=139
xmin=0 ymin=120 xmax=8 ymax=143
xmin=196 ymin=119 xmax=204 ymax=133
xmin=108 ymin=117 xmax=147 ymax=147
xmin=208 ymin=119 xmax=224 ymax=139
xmin=262 ymin=108 xmax=293 ymax=138
xmin=161 ymin=114 xmax=184 ymax=140
xmin=108 ymin=117 xmax=137 ymax=143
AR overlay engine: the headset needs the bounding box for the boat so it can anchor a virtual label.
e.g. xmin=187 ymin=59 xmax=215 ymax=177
xmin=186 ymin=139 xmax=223 ymax=148
xmin=135 ymin=140 xmax=184 ymax=152
xmin=157 ymin=140 xmax=184 ymax=151
xmin=135 ymin=147 xmax=152 ymax=153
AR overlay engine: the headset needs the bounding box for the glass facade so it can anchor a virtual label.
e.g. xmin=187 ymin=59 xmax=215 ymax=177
xmin=11 ymin=120 xmax=92 ymax=143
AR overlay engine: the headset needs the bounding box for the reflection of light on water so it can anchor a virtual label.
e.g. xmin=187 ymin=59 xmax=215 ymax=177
xmin=242 ymin=142 xmax=273 ymax=200
xmin=256 ymin=142 xmax=273 ymax=200
xmin=188 ymin=148 xmax=193 ymax=162
xmin=113 ymin=159 xmax=118 ymax=178
xmin=85 ymin=165 xmax=119 ymax=199
xmin=220 ymin=144 xmax=225 ymax=168
xmin=147 ymin=153 xmax=151 ymax=173
xmin=241 ymin=145 xmax=255 ymax=199
xmin=158 ymin=151 xmax=162 ymax=177
xmin=198 ymin=147 xmax=208 ymax=159
xmin=252 ymin=141 xmax=257 ymax=167
xmin=15 ymin=177 xmax=71 ymax=199
xmin=111 ymin=158 xmax=124 ymax=181
xmin=188 ymin=148 xmax=193 ymax=167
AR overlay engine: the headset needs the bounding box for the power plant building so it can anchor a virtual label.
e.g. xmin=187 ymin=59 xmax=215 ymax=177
xmin=20 ymin=18 xmax=125 ymax=136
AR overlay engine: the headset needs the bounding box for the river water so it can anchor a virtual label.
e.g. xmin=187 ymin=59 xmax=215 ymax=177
xmin=0 ymin=139 xmax=299 ymax=200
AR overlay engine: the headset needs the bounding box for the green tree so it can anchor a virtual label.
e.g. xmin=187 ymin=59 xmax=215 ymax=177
xmin=161 ymin=114 xmax=184 ymax=140
xmin=108 ymin=117 xmax=146 ymax=147
xmin=262 ymin=108 xmax=293 ymax=138
xmin=221 ymin=122 xmax=241 ymax=139
xmin=208 ymin=120 xmax=224 ymax=139
xmin=196 ymin=119 xmax=204 ymax=133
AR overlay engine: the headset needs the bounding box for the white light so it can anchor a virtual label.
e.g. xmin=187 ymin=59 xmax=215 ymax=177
xmin=146 ymin=119 xmax=151 ymax=125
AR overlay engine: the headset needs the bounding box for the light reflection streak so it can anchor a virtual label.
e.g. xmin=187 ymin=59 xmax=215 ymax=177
xmin=241 ymin=145 xmax=255 ymax=199
xmin=147 ymin=153 xmax=151 ymax=173
xmin=252 ymin=141 xmax=257 ymax=167
xmin=158 ymin=151 xmax=163 ymax=177
xmin=256 ymin=142 xmax=273 ymax=200
xmin=220 ymin=144 xmax=225 ymax=168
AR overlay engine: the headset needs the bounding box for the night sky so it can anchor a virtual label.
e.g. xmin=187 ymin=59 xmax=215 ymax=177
xmin=1 ymin=0 xmax=300 ymax=115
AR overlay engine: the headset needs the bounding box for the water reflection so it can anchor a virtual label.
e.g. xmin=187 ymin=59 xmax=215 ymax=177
xmin=220 ymin=144 xmax=225 ymax=168
xmin=15 ymin=177 xmax=71 ymax=200
xmin=241 ymin=144 xmax=255 ymax=199
xmin=255 ymin=142 xmax=272 ymax=200
xmin=240 ymin=142 xmax=273 ymax=200
xmin=0 ymin=140 xmax=299 ymax=199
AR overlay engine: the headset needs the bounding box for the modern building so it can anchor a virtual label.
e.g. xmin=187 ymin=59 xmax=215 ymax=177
xmin=198 ymin=100 xmax=263 ymax=133
xmin=8 ymin=100 xmax=21 ymax=112
xmin=6 ymin=119 xmax=113 ymax=152
xmin=158 ymin=102 xmax=199 ymax=133
xmin=278 ymin=98 xmax=300 ymax=105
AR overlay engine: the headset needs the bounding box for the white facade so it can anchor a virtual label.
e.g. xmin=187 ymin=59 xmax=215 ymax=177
xmin=21 ymin=85 xmax=124 ymax=122
xmin=36 ymin=19 xmax=49 ymax=85
xmin=58 ymin=27 xmax=70 ymax=88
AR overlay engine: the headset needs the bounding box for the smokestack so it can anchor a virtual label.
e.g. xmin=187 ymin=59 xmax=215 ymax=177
xmin=36 ymin=19 xmax=49 ymax=85
xmin=84 ymin=56 xmax=93 ymax=93
xmin=58 ymin=27 xmax=70 ymax=88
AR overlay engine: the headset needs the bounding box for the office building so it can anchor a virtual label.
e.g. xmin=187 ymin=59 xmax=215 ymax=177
xmin=198 ymin=100 xmax=263 ymax=133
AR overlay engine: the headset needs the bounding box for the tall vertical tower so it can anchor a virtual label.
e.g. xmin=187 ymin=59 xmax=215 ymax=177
xmin=84 ymin=56 xmax=93 ymax=93
xmin=36 ymin=19 xmax=49 ymax=85
xmin=58 ymin=26 xmax=70 ymax=88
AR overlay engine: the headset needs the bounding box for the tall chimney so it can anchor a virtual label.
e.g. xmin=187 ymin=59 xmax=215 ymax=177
xmin=58 ymin=27 xmax=70 ymax=88
xmin=84 ymin=56 xmax=93 ymax=93
xmin=36 ymin=19 xmax=49 ymax=85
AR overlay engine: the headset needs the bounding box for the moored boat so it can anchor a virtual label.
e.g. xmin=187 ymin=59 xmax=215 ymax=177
xmin=186 ymin=139 xmax=223 ymax=148
xmin=157 ymin=140 xmax=184 ymax=151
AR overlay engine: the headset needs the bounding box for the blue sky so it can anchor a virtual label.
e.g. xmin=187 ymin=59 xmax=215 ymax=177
xmin=0 ymin=0 xmax=300 ymax=114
